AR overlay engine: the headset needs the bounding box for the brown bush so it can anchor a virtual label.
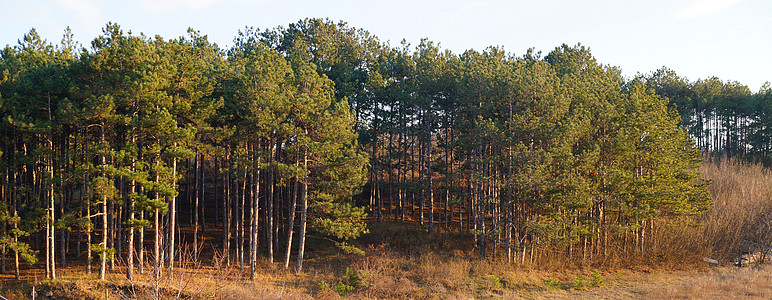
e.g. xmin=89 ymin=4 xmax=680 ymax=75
xmin=650 ymin=157 xmax=772 ymax=266
xmin=698 ymin=158 xmax=772 ymax=262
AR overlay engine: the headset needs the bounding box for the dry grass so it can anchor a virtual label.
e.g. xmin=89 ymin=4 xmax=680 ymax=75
xmin=3 ymin=158 xmax=772 ymax=299
xmin=3 ymin=238 xmax=772 ymax=299
xmin=697 ymin=157 xmax=772 ymax=262
xmin=622 ymin=157 xmax=772 ymax=268
xmin=535 ymin=266 xmax=772 ymax=299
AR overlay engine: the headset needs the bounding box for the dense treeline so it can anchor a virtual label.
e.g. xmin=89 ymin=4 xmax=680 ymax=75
xmin=645 ymin=67 xmax=772 ymax=162
xmin=0 ymin=23 xmax=367 ymax=287
xmin=0 ymin=18 xmax=767 ymax=283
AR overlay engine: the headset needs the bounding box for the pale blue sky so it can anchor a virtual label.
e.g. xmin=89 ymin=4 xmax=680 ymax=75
xmin=1 ymin=0 xmax=770 ymax=91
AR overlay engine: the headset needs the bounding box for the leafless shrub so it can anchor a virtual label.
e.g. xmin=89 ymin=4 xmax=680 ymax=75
xmin=107 ymin=242 xmax=235 ymax=299
xmin=685 ymin=158 xmax=772 ymax=266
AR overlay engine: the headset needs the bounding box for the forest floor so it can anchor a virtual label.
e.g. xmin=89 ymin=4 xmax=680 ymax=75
xmin=4 ymin=260 xmax=772 ymax=299
xmin=2 ymin=221 xmax=770 ymax=299
xmin=3 ymin=158 xmax=767 ymax=299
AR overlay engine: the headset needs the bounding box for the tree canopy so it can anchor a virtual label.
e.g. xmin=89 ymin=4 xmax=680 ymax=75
xmin=1 ymin=19 xmax=766 ymax=279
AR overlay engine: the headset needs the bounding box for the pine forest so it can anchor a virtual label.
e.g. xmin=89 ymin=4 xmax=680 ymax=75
xmin=1 ymin=18 xmax=772 ymax=299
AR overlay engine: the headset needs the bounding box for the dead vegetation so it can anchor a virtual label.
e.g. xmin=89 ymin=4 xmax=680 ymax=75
xmin=697 ymin=157 xmax=772 ymax=265
xmin=2 ymin=157 xmax=772 ymax=299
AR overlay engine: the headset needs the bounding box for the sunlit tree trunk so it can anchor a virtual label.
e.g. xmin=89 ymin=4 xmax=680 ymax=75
xmin=250 ymin=143 xmax=261 ymax=279
xmin=127 ymin=133 xmax=136 ymax=281
xmin=168 ymin=143 xmax=177 ymax=272
xmin=295 ymin=154 xmax=308 ymax=273
xmin=99 ymin=124 xmax=107 ymax=280
xmin=284 ymin=151 xmax=299 ymax=270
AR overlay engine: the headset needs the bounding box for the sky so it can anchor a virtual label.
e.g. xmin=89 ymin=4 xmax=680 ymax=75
xmin=1 ymin=0 xmax=770 ymax=91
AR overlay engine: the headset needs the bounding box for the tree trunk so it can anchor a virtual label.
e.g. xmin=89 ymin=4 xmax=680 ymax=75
xmin=193 ymin=151 xmax=200 ymax=256
xmin=426 ymin=114 xmax=434 ymax=234
xmin=87 ymin=192 xmax=92 ymax=274
xmin=139 ymin=210 xmax=145 ymax=275
xmin=214 ymin=156 xmax=219 ymax=227
xmin=60 ymin=147 xmax=67 ymax=269
xmin=99 ymin=124 xmax=107 ymax=280
xmin=398 ymin=128 xmax=405 ymax=223
xmin=372 ymin=104 xmax=381 ymax=223
xmin=419 ymin=130 xmax=425 ymax=226
xmin=225 ymin=155 xmax=232 ymax=266
xmin=191 ymin=149 xmax=203 ymax=254
xmin=295 ymin=154 xmax=308 ymax=273
xmin=284 ymin=152 xmax=299 ymax=269
xmin=478 ymin=147 xmax=485 ymax=258
xmin=388 ymin=132 xmax=394 ymax=219
xmin=154 ymin=207 xmax=160 ymax=299
xmin=168 ymin=147 xmax=177 ymax=272
xmin=506 ymin=207 xmax=512 ymax=263
xmin=48 ymin=162 xmax=56 ymax=279
xmin=154 ymin=172 xmax=162 ymax=287
xmin=127 ymin=133 xmax=136 ymax=281
xmin=0 ymin=202 xmax=5 ymax=274
xmin=239 ymin=165 xmax=247 ymax=270
xmin=250 ymin=143 xmax=261 ymax=280
xmin=111 ymin=175 xmax=118 ymax=271
xmin=200 ymin=156 xmax=206 ymax=240
xmin=46 ymin=95 xmax=56 ymax=280
xmin=268 ymin=143 xmax=276 ymax=264
xmin=14 ymin=212 xmax=20 ymax=280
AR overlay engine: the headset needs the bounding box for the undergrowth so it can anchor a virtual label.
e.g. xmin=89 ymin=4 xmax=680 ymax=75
xmin=2 ymin=158 xmax=771 ymax=299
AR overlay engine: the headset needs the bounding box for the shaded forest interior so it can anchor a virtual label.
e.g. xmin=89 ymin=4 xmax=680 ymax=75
xmin=1 ymin=18 xmax=771 ymax=287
